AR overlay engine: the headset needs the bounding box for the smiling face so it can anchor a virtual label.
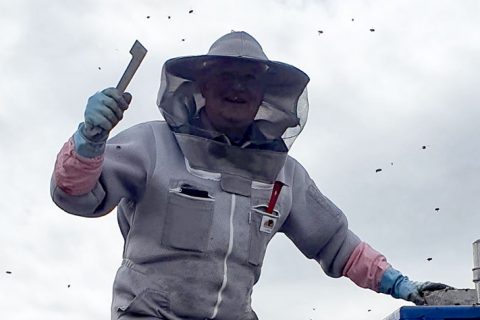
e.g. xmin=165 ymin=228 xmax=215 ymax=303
xmin=199 ymin=60 xmax=267 ymax=138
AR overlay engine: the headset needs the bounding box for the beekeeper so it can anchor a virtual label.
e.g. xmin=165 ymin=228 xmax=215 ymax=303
xmin=51 ymin=31 xmax=450 ymax=320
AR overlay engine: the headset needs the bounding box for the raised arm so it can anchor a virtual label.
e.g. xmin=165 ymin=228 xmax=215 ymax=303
xmin=50 ymin=88 xmax=154 ymax=217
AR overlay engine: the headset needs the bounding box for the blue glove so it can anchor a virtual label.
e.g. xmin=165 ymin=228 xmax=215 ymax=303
xmin=379 ymin=267 xmax=453 ymax=305
xmin=74 ymin=88 xmax=132 ymax=158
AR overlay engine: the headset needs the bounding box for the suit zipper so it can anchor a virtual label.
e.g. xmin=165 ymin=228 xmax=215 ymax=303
xmin=210 ymin=194 xmax=236 ymax=318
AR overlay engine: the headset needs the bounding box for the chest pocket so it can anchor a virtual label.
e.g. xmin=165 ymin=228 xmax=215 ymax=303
xmin=161 ymin=184 xmax=215 ymax=252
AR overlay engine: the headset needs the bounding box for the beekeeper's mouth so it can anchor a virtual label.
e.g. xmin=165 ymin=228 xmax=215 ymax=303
xmin=224 ymin=96 xmax=247 ymax=104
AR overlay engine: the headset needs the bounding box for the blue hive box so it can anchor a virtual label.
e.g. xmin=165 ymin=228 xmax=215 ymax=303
xmin=383 ymin=306 xmax=480 ymax=320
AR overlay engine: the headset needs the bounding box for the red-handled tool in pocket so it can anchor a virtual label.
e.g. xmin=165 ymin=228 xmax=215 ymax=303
xmin=266 ymin=181 xmax=284 ymax=215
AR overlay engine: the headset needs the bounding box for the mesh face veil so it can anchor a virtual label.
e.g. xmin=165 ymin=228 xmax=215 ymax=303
xmin=156 ymin=31 xmax=310 ymax=185
xmin=157 ymin=31 xmax=310 ymax=150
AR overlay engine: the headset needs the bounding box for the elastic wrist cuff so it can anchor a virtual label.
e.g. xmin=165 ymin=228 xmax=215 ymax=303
xmin=73 ymin=124 xmax=106 ymax=158
xmin=379 ymin=267 xmax=403 ymax=296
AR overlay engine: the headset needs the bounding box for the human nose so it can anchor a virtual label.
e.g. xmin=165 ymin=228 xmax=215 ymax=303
xmin=231 ymin=77 xmax=246 ymax=91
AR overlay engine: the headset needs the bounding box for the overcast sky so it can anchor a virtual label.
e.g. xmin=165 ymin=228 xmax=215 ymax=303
xmin=1 ymin=0 xmax=480 ymax=319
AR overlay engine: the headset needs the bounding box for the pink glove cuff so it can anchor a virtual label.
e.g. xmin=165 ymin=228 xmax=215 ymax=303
xmin=54 ymin=137 xmax=104 ymax=195
xmin=342 ymin=242 xmax=391 ymax=292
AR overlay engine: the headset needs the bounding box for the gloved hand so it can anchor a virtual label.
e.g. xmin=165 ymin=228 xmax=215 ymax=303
xmin=379 ymin=267 xmax=453 ymax=305
xmin=83 ymin=88 xmax=132 ymax=142
xmin=74 ymin=88 xmax=132 ymax=158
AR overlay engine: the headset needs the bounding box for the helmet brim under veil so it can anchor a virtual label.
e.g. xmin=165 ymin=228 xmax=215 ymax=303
xmin=157 ymin=32 xmax=310 ymax=151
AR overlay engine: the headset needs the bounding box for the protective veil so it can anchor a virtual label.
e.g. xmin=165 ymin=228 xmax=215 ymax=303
xmin=157 ymin=31 xmax=310 ymax=188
